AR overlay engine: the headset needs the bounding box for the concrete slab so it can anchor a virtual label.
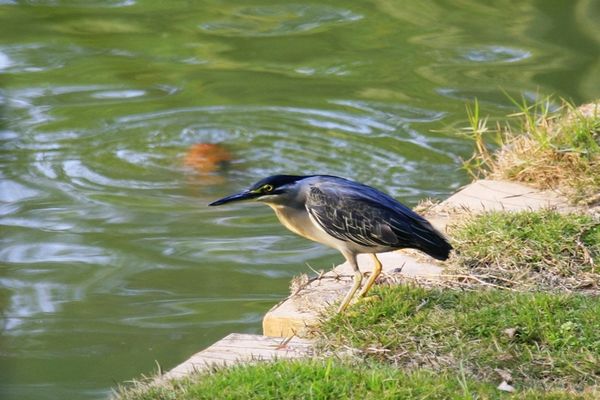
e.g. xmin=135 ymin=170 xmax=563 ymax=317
xmin=437 ymin=179 xmax=570 ymax=211
xmin=263 ymin=251 xmax=443 ymax=337
xmin=160 ymin=333 xmax=313 ymax=381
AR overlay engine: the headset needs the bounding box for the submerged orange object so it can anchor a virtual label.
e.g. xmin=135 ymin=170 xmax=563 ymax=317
xmin=183 ymin=143 xmax=232 ymax=173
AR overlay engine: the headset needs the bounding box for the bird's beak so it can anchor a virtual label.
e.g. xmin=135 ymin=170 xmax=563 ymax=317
xmin=209 ymin=190 xmax=257 ymax=206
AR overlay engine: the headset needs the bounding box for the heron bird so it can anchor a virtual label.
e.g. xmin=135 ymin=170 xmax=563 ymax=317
xmin=209 ymin=175 xmax=452 ymax=312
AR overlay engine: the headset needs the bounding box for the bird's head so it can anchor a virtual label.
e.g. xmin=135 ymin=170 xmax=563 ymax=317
xmin=209 ymin=175 xmax=308 ymax=206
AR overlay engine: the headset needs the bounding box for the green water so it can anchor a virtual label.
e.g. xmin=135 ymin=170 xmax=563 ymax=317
xmin=1 ymin=0 xmax=598 ymax=398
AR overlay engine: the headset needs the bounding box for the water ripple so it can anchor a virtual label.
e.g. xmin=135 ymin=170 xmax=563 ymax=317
xmin=460 ymin=45 xmax=532 ymax=63
xmin=115 ymin=102 xmax=456 ymax=198
xmin=1 ymin=278 xmax=84 ymax=332
xmin=0 ymin=242 xmax=112 ymax=265
xmin=200 ymin=4 xmax=362 ymax=37
xmin=9 ymin=0 xmax=134 ymax=6
xmin=120 ymin=298 xmax=264 ymax=329
xmin=62 ymin=160 xmax=176 ymax=191
xmin=0 ymin=43 xmax=88 ymax=73
xmin=0 ymin=180 xmax=41 ymax=203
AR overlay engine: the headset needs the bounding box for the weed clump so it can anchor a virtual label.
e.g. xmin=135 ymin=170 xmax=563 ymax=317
xmin=461 ymin=98 xmax=600 ymax=206
xmin=448 ymin=210 xmax=600 ymax=292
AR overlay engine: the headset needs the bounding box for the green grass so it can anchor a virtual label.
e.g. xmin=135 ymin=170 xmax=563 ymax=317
xmin=448 ymin=210 xmax=600 ymax=291
xmin=460 ymin=97 xmax=600 ymax=205
xmin=114 ymin=357 xmax=595 ymax=400
xmin=320 ymin=286 xmax=600 ymax=394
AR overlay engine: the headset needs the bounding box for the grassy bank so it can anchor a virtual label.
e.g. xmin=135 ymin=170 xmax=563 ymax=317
xmin=116 ymin=357 xmax=595 ymax=400
xmin=321 ymin=286 xmax=600 ymax=394
xmin=448 ymin=210 xmax=599 ymax=291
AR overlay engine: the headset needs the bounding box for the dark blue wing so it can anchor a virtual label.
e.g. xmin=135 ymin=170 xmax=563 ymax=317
xmin=305 ymin=177 xmax=451 ymax=259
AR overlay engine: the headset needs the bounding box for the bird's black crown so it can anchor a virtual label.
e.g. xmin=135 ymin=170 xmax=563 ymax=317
xmin=249 ymin=175 xmax=310 ymax=191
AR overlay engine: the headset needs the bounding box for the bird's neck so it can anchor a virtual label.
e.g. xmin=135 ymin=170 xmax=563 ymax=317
xmin=267 ymin=204 xmax=317 ymax=242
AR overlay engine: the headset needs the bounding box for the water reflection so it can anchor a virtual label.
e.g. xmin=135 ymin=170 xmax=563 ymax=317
xmin=1 ymin=278 xmax=82 ymax=331
xmin=0 ymin=50 xmax=12 ymax=71
xmin=0 ymin=44 xmax=87 ymax=73
xmin=460 ymin=46 xmax=531 ymax=63
xmin=0 ymin=180 xmax=40 ymax=202
xmin=90 ymin=90 xmax=146 ymax=99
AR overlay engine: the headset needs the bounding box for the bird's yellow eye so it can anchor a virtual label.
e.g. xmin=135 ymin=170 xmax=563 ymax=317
xmin=262 ymin=184 xmax=274 ymax=192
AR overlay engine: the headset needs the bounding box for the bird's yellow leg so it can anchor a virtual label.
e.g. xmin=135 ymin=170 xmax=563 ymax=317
xmin=337 ymin=270 xmax=362 ymax=313
xmin=357 ymin=253 xmax=382 ymax=298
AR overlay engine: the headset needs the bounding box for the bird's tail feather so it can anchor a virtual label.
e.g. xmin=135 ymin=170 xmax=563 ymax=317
xmin=412 ymin=224 xmax=452 ymax=261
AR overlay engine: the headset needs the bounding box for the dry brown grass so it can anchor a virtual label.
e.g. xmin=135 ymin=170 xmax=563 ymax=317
xmin=445 ymin=210 xmax=600 ymax=294
xmin=462 ymin=99 xmax=600 ymax=206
